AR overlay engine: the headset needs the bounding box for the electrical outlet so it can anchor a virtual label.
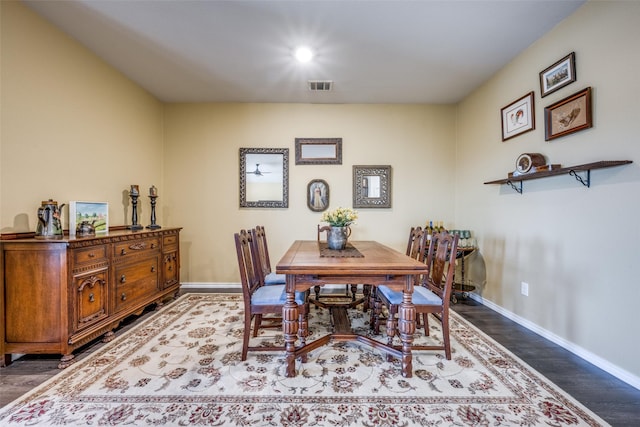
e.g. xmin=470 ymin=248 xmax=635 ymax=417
xmin=521 ymin=282 xmax=529 ymax=296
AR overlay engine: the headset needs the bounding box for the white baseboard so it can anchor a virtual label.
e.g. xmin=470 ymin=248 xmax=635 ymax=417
xmin=181 ymin=282 xmax=240 ymax=290
xmin=468 ymin=293 xmax=640 ymax=391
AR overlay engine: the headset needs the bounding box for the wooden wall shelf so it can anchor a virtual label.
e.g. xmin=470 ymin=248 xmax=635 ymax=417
xmin=484 ymin=160 xmax=632 ymax=194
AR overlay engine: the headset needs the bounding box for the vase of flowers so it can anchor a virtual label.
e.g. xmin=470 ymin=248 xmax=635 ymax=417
xmin=321 ymin=207 xmax=358 ymax=250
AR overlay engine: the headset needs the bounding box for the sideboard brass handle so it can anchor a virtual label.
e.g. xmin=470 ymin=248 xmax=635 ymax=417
xmin=168 ymin=265 xmax=173 ymax=271
xmin=120 ymin=249 xmax=127 ymax=255
xmin=88 ymin=293 xmax=94 ymax=302
xmin=151 ymin=265 xmax=156 ymax=272
xmin=120 ymin=275 xmax=126 ymax=283
xmin=121 ymin=293 xmax=126 ymax=301
xmin=88 ymin=252 xmax=95 ymax=258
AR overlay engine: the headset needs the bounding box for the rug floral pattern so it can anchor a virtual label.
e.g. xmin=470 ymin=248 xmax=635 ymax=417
xmin=0 ymin=294 xmax=607 ymax=426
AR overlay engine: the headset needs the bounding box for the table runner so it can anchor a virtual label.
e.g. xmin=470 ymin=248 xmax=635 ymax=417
xmin=318 ymin=242 xmax=364 ymax=257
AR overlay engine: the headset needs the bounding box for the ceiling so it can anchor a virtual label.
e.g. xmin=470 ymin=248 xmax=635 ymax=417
xmin=24 ymin=0 xmax=585 ymax=104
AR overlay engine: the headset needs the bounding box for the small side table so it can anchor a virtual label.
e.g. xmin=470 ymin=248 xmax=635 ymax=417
xmin=453 ymin=247 xmax=476 ymax=303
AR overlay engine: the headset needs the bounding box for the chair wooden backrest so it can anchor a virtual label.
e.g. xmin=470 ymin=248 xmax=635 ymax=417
xmin=234 ymin=229 xmax=262 ymax=300
xmin=405 ymin=226 xmax=427 ymax=261
xmin=252 ymin=225 xmax=273 ymax=280
xmin=423 ymin=231 xmax=459 ymax=306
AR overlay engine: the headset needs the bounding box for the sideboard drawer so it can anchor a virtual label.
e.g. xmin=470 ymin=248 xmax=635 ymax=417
xmin=113 ymin=238 xmax=160 ymax=259
xmin=74 ymin=245 xmax=107 ymax=265
xmin=163 ymin=234 xmax=178 ymax=247
xmin=114 ymin=256 xmax=159 ymax=312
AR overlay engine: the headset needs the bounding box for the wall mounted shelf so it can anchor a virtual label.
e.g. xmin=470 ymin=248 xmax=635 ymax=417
xmin=484 ymin=160 xmax=632 ymax=194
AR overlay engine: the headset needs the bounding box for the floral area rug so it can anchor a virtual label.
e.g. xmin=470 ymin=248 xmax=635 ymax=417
xmin=0 ymin=293 xmax=608 ymax=426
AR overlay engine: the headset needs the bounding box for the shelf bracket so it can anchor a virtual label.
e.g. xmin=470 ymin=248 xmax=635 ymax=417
xmin=569 ymin=169 xmax=591 ymax=187
xmin=505 ymin=180 xmax=523 ymax=194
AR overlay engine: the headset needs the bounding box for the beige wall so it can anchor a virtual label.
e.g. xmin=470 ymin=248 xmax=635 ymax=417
xmin=0 ymin=1 xmax=164 ymax=233
xmin=456 ymin=1 xmax=640 ymax=380
xmin=163 ymin=103 xmax=456 ymax=283
xmin=2 ymin=0 xmax=639 ymax=385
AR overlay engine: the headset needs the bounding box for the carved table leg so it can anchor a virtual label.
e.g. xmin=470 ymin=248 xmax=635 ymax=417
xmin=283 ymin=278 xmax=299 ymax=377
xmin=398 ymin=277 xmax=416 ymax=378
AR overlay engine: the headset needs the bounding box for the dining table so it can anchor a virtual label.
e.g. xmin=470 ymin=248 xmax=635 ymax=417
xmin=275 ymin=240 xmax=429 ymax=378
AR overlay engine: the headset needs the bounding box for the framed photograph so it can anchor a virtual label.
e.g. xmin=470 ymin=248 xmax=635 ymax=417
xmin=353 ymin=165 xmax=391 ymax=208
xmin=307 ymin=179 xmax=329 ymax=212
xmin=501 ymin=91 xmax=535 ymax=141
xmin=545 ymin=87 xmax=592 ymax=141
xmin=295 ymin=138 xmax=342 ymax=165
xmin=69 ymin=201 xmax=109 ymax=234
xmin=540 ymin=52 xmax=576 ymax=97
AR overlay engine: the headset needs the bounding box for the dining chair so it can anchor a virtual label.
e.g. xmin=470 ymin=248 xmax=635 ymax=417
xmin=234 ymin=229 xmax=309 ymax=361
xmin=369 ymin=226 xmax=427 ymax=333
xmin=313 ymin=224 xmax=355 ymax=304
xmin=251 ymin=225 xmax=286 ymax=286
xmin=375 ymin=231 xmax=459 ymax=359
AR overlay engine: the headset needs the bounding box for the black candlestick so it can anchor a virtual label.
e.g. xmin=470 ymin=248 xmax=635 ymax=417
xmin=128 ymin=189 xmax=143 ymax=231
xmin=146 ymin=195 xmax=161 ymax=229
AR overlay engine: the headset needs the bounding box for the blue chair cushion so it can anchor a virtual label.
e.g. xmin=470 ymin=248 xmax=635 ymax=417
xmin=251 ymin=284 xmax=306 ymax=305
xmin=377 ymin=285 xmax=442 ymax=306
xmin=264 ymin=272 xmax=286 ymax=285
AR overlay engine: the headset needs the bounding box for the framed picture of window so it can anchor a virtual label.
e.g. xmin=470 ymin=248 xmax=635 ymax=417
xmin=540 ymin=52 xmax=576 ymax=98
xmin=501 ymin=92 xmax=535 ymax=141
xmin=307 ymin=179 xmax=329 ymax=212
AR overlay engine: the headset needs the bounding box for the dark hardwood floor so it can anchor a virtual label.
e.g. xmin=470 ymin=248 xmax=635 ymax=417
xmin=1 ymin=291 xmax=638 ymax=426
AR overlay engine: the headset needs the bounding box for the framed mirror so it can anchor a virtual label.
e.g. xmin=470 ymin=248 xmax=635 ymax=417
xmin=353 ymin=165 xmax=392 ymax=208
xmin=295 ymin=138 xmax=342 ymax=165
xmin=240 ymin=148 xmax=289 ymax=208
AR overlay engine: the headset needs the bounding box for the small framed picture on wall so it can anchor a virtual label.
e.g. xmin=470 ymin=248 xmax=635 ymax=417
xmin=307 ymin=179 xmax=329 ymax=212
xmin=501 ymin=91 xmax=535 ymax=141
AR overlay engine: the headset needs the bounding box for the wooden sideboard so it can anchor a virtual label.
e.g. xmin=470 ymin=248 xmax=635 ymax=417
xmin=0 ymin=227 xmax=181 ymax=368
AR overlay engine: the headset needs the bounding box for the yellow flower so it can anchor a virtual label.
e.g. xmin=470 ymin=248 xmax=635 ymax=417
xmin=320 ymin=207 xmax=358 ymax=227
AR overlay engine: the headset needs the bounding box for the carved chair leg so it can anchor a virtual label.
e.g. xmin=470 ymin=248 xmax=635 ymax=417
xmin=253 ymin=314 xmax=262 ymax=337
xmin=442 ymin=313 xmax=451 ymax=360
xmin=242 ymin=311 xmax=252 ymax=361
xmin=386 ymin=306 xmax=397 ymax=348
xmin=373 ymin=295 xmax=383 ymax=335
xmin=350 ymin=284 xmax=358 ymax=301
xmin=423 ymin=313 xmax=430 ymax=335
xmin=362 ymin=284 xmax=371 ymax=312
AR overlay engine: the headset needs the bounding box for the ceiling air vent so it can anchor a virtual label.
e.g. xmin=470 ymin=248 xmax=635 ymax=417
xmin=308 ymin=80 xmax=333 ymax=92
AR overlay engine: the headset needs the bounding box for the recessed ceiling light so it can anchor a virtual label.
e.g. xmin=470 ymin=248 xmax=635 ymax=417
xmin=294 ymin=46 xmax=313 ymax=63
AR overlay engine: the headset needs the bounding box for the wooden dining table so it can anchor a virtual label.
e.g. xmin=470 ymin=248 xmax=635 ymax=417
xmin=275 ymin=240 xmax=429 ymax=378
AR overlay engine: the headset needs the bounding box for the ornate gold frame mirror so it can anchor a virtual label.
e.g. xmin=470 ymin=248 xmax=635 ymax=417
xmin=353 ymin=165 xmax=391 ymax=208
xmin=239 ymin=148 xmax=289 ymax=208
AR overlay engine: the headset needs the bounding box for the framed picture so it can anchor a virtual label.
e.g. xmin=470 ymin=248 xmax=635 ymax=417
xmin=545 ymin=87 xmax=592 ymax=141
xmin=539 ymin=52 xmax=576 ymax=98
xmin=353 ymin=165 xmax=391 ymax=208
xmin=69 ymin=201 xmax=109 ymax=234
xmin=295 ymin=138 xmax=342 ymax=165
xmin=501 ymin=92 xmax=535 ymax=141
xmin=307 ymin=179 xmax=329 ymax=212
